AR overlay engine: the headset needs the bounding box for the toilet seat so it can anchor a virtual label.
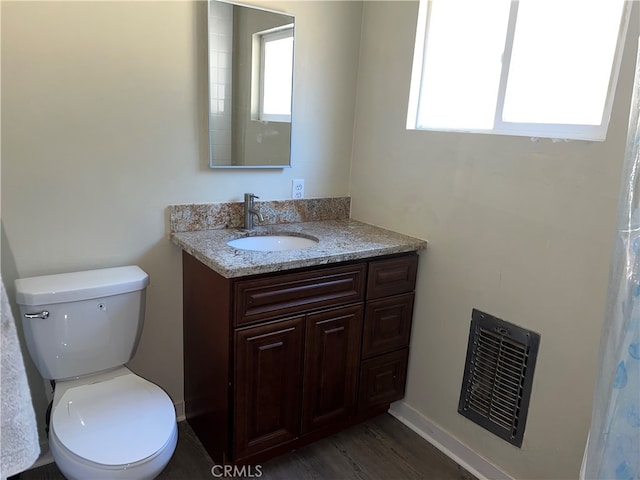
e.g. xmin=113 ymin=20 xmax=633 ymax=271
xmin=52 ymin=373 xmax=176 ymax=466
xmin=48 ymin=414 xmax=178 ymax=480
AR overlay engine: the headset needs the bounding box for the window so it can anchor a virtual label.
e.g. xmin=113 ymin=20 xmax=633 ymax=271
xmin=253 ymin=25 xmax=294 ymax=123
xmin=406 ymin=0 xmax=630 ymax=141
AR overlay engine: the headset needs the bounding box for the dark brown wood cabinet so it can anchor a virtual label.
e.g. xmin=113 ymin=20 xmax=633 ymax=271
xmin=358 ymin=348 xmax=409 ymax=412
xmin=302 ymin=304 xmax=363 ymax=434
xmin=362 ymin=293 xmax=414 ymax=359
xmin=182 ymin=250 xmax=418 ymax=465
xmin=234 ymin=316 xmax=304 ymax=459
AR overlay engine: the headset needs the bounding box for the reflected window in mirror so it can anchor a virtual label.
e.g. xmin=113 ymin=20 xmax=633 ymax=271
xmin=256 ymin=25 xmax=293 ymax=122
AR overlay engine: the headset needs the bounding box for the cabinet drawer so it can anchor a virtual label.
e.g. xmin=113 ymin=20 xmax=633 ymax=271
xmin=367 ymin=255 xmax=417 ymax=300
xmin=362 ymin=293 xmax=414 ymax=359
xmin=235 ymin=263 xmax=366 ymax=326
xmin=358 ymin=349 xmax=409 ymax=412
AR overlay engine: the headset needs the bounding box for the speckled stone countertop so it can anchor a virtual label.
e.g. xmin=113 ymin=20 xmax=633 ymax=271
xmin=170 ymin=219 xmax=427 ymax=278
xmin=169 ymin=197 xmax=351 ymax=232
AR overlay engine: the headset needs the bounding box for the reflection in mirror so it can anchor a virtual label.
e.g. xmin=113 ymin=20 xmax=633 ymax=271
xmin=209 ymin=0 xmax=295 ymax=168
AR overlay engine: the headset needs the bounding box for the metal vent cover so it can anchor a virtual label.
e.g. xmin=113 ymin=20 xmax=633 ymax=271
xmin=458 ymin=309 xmax=540 ymax=447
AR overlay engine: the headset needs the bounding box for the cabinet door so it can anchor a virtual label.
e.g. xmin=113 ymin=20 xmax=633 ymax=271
xmin=302 ymin=304 xmax=363 ymax=434
xmin=234 ymin=316 xmax=304 ymax=460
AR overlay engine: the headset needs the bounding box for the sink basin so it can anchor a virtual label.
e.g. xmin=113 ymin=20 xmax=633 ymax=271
xmin=227 ymin=235 xmax=318 ymax=252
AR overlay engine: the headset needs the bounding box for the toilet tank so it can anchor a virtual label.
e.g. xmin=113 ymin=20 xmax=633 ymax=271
xmin=15 ymin=266 xmax=149 ymax=381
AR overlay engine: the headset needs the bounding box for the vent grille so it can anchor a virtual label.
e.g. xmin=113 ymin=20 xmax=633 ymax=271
xmin=458 ymin=309 xmax=540 ymax=447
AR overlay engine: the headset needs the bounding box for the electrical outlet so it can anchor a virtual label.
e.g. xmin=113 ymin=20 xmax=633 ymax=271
xmin=292 ymin=179 xmax=304 ymax=199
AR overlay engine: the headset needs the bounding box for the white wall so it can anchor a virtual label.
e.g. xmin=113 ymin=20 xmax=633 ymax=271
xmin=1 ymin=0 xmax=362 ymax=439
xmin=350 ymin=2 xmax=637 ymax=479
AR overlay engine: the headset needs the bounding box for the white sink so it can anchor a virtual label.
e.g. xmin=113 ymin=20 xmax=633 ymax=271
xmin=227 ymin=235 xmax=318 ymax=252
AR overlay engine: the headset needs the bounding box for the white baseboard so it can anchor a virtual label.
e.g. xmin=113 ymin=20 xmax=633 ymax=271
xmin=29 ymin=442 xmax=54 ymax=469
xmin=174 ymin=400 xmax=186 ymax=422
xmin=389 ymin=401 xmax=514 ymax=480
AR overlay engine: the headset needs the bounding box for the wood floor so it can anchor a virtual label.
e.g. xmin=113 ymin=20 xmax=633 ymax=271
xmin=18 ymin=414 xmax=475 ymax=480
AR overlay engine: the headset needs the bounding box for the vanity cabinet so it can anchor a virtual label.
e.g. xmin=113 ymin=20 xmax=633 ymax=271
xmin=182 ymin=250 xmax=418 ymax=465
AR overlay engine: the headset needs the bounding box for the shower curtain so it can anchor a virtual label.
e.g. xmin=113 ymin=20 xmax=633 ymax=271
xmin=580 ymin=40 xmax=640 ymax=480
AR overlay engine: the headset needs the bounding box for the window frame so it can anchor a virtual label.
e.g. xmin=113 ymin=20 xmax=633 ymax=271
xmin=256 ymin=24 xmax=294 ymax=123
xmin=406 ymin=0 xmax=632 ymax=141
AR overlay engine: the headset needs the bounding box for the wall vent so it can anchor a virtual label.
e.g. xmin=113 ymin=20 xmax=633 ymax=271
xmin=458 ymin=309 xmax=540 ymax=447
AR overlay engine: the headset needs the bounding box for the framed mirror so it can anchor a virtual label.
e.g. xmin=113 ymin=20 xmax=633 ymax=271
xmin=208 ymin=0 xmax=295 ymax=168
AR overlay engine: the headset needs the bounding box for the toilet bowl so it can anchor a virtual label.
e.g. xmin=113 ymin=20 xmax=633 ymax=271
xmin=15 ymin=266 xmax=178 ymax=479
xmin=48 ymin=368 xmax=178 ymax=480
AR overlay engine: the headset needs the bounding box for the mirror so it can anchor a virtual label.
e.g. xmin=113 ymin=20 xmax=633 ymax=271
xmin=208 ymin=0 xmax=295 ymax=168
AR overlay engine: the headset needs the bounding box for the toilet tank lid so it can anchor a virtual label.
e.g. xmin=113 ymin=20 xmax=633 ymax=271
xmin=15 ymin=265 xmax=149 ymax=306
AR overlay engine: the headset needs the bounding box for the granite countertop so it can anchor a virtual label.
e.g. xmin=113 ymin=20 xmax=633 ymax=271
xmin=170 ymin=219 xmax=427 ymax=278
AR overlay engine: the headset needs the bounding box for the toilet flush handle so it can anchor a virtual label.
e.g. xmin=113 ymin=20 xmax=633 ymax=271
xmin=23 ymin=311 xmax=49 ymax=319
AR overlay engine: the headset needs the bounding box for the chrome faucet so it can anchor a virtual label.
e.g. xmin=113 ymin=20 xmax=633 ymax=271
xmin=243 ymin=193 xmax=264 ymax=230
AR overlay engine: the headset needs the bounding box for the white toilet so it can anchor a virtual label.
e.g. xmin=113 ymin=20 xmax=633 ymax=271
xmin=15 ymin=265 xmax=178 ymax=480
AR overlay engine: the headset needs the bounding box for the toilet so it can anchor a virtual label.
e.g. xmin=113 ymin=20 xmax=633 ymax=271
xmin=15 ymin=265 xmax=178 ymax=480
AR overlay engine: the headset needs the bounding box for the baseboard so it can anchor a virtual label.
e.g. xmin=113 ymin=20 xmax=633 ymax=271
xmin=29 ymin=442 xmax=54 ymax=469
xmin=174 ymin=400 xmax=186 ymax=422
xmin=389 ymin=401 xmax=514 ymax=480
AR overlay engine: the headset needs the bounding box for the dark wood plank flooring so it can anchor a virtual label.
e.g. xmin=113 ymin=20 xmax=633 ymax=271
xmin=18 ymin=414 xmax=475 ymax=480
